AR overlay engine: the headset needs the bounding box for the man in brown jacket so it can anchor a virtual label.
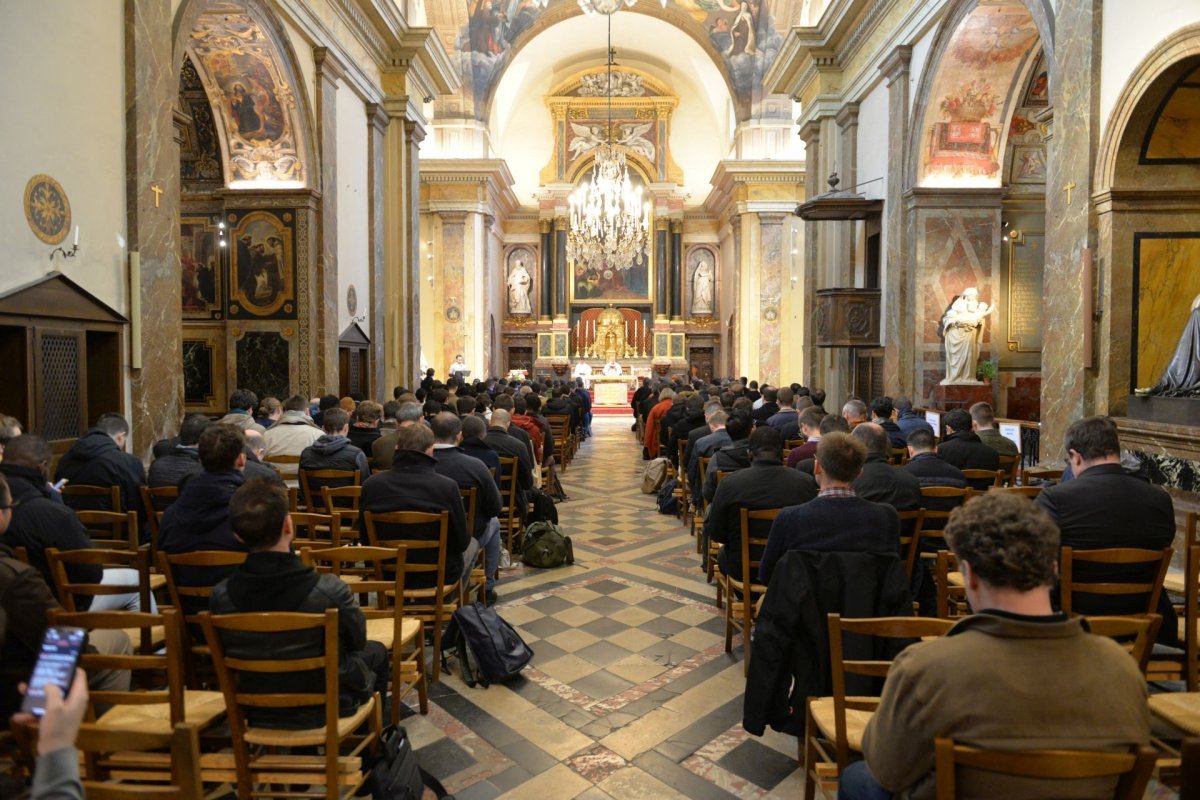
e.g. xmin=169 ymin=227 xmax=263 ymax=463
xmin=842 ymin=491 xmax=1149 ymax=800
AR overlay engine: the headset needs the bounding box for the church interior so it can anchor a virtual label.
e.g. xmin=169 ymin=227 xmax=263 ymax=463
xmin=4 ymin=0 xmax=1200 ymax=797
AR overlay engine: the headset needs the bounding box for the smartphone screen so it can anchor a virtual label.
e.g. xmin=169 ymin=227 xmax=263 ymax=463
xmin=20 ymin=626 xmax=87 ymax=716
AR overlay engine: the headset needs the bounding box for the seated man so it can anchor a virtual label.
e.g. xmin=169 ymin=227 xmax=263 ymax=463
xmin=299 ymin=408 xmax=371 ymax=503
xmin=894 ymin=396 xmax=933 ymax=438
xmin=484 ymin=409 xmax=534 ymax=501
xmin=459 ymin=414 xmax=502 ymax=482
xmin=217 ymin=388 xmax=267 ymax=434
xmin=54 ymin=413 xmax=146 ymax=526
xmin=902 ymin=428 xmax=967 ymax=489
xmin=1036 ymin=416 xmax=1176 ymax=637
xmin=262 ymin=395 xmax=323 ymax=471
xmin=642 ymin=387 xmax=676 ymax=460
xmin=842 ymin=398 xmax=868 ymax=429
xmin=851 ymin=423 xmax=921 ymax=512
xmin=210 ymin=479 xmax=388 ymax=729
xmin=765 ymin=387 xmax=801 ymax=440
xmin=372 ymin=401 xmax=423 ymax=470
xmin=846 ymin=491 xmax=1150 ymax=800
xmin=701 ymin=411 xmax=754 ymax=504
xmin=869 ymin=396 xmax=908 ymax=450
xmin=705 ymin=427 xmax=817 ymax=579
xmin=685 ymin=403 xmax=726 ymax=490
xmin=785 ymin=407 xmax=827 ymax=468
xmin=148 ymin=412 xmax=210 ymax=488
xmin=937 ymin=408 xmax=1000 ymax=482
xmin=347 ymin=401 xmax=384 ymax=453
xmin=790 ymin=414 xmax=851 ymax=474
xmin=1 ymin=435 xmax=148 ymax=612
xmin=360 ymin=425 xmax=475 ymax=591
xmin=431 ymin=413 xmax=502 ymax=604
xmin=969 ymin=401 xmax=1018 ymax=457
xmin=243 ymin=429 xmax=284 ymax=484
xmin=759 ymin=432 xmax=900 ymax=584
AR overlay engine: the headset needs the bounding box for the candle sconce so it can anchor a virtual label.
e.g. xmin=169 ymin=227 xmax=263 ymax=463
xmin=49 ymin=243 xmax=79 ymax=262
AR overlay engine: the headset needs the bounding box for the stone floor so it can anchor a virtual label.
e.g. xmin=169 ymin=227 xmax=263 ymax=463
xmin=406 ymin=415 xmax=806 ymax=799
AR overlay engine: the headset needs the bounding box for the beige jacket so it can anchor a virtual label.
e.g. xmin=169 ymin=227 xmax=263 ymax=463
xmin=216 ymin=412 xmax=266 ymax=435
xmin=862 ymin=612 xmax=1149 ymax=799
xmin=262 ymin=412 xmax=323 ymax=461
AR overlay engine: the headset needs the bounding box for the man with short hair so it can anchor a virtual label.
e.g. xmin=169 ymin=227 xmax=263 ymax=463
xmin=766 ymin=387 xmax=800 ymax=439
xmin=893 ymin=396 xmax=933 ymax=439
xmin=751 ymin=387 xmax=779 ymax=425
xmin=668 ymin=395 xmax=708 ymax=468
xmin=810 ymin=389 xmax=828 ymax=415
xmin=937 ymin=408 xmax=1000 ymax=476
xmin=217 ymin=389 xmax=267 ymax=434
xmin=969 ymin=401 xmax=1018 ymax=457
xmin=263 ymin=395 xmax=323 ymax=470
xmin=483 ymin=409 xmax=534 ymax=497
xmin=372 ymin=402 xmax=423 ymax=469
xmin=852 ymin=423 xmax=921 ymax=512
xmin=210 ymin=479 xmax=389 ymax=729
xmin=846 ymin=492 xmax=1150 ymax=800
xmin=705 ymin=427 xmax=817 ymax=579
xmin=786 ymin=407 xmax=827 ymax=468
xmin=902 ymin=428 xmax=968 ymax=488
xmin=311 ymin=394 xmax=340 ymax=429
xmin=149 ymin=413 xmax=211 ymax=488
xmin=299 ymin=408 xmax=371 ymax=503
xmin=360 ymin=425 xmax=474 ymax=590
xmin=348 ymin=401 xmax=384 ymax=452
xmin=687 ymin=408 xmax=730 ymax=492
xmin=381 ymin=400 xmax=402 ymax=429
xmin=758 ymin=432 xmax=900 ymax=584
xmin=242 ymin=429 xmax=283 ymax=484
xmin=701 ymin=411 xmax=754 ymax=503
xmin=430 ymin=413 xmax=502 ymax=604
xmin=492 ymin=394 xmax=537 ymax=469
xmin=790 ymin=414 xmax=850 ymax=474
xmin=869 ymin=397 xmax=908 ymax=450
xmin=460 ymin=414 xmax=502 ymax=484
xmin=54 ymin=413 xmax=147 ymax=522
xmin=841 ymin=398 xmax=868 ymax=429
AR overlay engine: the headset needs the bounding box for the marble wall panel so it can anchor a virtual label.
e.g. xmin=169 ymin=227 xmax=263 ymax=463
xmin=236 ymin=331 xmax=290 ymax=400
xmin=758 ymin=215 xmax=784 ymax=386
xmin=440 ymin=215 xmax=467 ymax=373
xmin=1134 ymin=234 xmax=1200 ymax=387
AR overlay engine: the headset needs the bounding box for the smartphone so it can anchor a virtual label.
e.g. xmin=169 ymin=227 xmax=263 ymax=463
xmin=20 ymin=626 xmax=88 ymax=716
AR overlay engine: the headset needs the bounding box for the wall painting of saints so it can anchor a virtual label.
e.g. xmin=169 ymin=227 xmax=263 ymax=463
xmin=228 ymin=209 xmax=296 ymax=319
xmin=181 ymin=216 xmax=223 ymax=320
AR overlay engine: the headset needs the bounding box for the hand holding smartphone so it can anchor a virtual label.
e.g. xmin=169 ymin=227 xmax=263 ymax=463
xmin=20 ymin=626 xmax=88 ymax=717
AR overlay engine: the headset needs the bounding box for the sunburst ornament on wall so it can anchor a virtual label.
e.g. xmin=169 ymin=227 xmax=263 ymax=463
xmin=24 ymin=174 xmax=71 ymax=245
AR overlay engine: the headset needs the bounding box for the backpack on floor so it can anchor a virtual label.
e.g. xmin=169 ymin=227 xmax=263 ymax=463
xmin=441 ymin=602 xmax=533 ymax=688
xmin=528 ymin=488 xmax=559 ymax=524
xmin=656 ymin=478 xmax=679 ymax=515
xmin=520 ymin=521 xmax=572 ymax=568
xmin=359 ymin=724 xmax=454 ymax=799
xmin=641 ymin=457 xmax=670 ymax=494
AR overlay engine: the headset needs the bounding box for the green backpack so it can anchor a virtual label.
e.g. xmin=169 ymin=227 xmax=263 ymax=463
xmin=521 ymin=521 xmax=573 ymax=568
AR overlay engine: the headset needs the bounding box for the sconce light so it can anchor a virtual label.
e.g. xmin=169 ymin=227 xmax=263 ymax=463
xmin=50 ymin=225 xmax=80 ymax=261
xmin=218 ymin=220 xmax=227 ymax=248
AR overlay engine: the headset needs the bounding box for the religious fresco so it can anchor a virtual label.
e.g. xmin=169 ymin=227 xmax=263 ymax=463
xmin=180 ymin=216 xmax=223 ymax=320
xmin=178 ymin=57 xmax=223 ymax=190
xmin=1141 ymin=65 xmax=1200 ymax=163
xmin=227 ymin=209 xmax=296 ymax=319
xmin=920 ymin=4 xmax=1040 ymax=185
xmin=188 ymin=8 xmax=305 ymax=185
xmin=1134 ymin=234 xmax=1200 ymax=388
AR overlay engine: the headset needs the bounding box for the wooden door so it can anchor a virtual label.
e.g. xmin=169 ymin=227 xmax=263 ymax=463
xmin=689 ymin=347 xmax=715 ymax=382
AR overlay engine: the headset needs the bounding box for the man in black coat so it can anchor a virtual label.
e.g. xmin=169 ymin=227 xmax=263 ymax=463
xmin=1036 ymin=416 xmax=1177 ymax=636
xmin=431 ymin=413 xmax=501 ymax=603
xmin=765 ymin=387 xmax=801 ymax=440
xmin=211 ymin=479 xmax=387 ymax=729
xmin=359 ymin=424 xmax=474 ymax=590
xmin=668 ymin=395 xmax=707 ymax=468
xmin=54 ymin=413 xmax=146 ymax=524
xmin=869 ymin=397 xmax=908 ymax=450
xmin=148 ymin=413 xmax=210 ymax=488
xmin=936 ymin=408 xmax=1000 ymax=483
xmin=706 ymin=427 xmax=818 ymax=579
xmin=759 ymin=432 xmax=901 ymax=584
xmin=484 ymin=409 xmax=533 ymax=500
xmin=573 ymin=379 xmax=593 ymax=438
xmin=459 ymin=414 xmax=502 ymax=487
xmin=851 ymin=423 xmax=921 ymax=512
xmin=299 ymin=408 xmax=371 ymax=505
xmin=684 ymin=402 xmax=724 ymax=489
xmin=902 ymin=429 xmax=967 ymax=488
xmin=702 ymin=411 xmax=754 ymax=503
xmin=751 ymin=387 xmax=780 ymax=426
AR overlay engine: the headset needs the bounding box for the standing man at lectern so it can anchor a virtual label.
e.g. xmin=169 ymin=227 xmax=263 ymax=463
xmin=573 ymin=359 xmax=593 ymax=389
xmin=449 ymin=354 xmax=469 ymax=380
xmin=602 ymin=358 xmax=623 ymax=377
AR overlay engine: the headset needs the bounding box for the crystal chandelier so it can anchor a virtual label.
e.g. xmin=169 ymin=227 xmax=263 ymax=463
xmin=576 ymin=0 xmax=666 ymax=14
xmin=567 ymin=13 xmax=649 ymax=272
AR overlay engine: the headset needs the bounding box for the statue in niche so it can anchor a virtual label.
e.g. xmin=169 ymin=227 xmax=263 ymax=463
xmin=1137 ymin=294 xmax=1200 ymax=397
xmin=940 ymin=287 xmax=994 ymax=385
xmin=507 ymin=259 xmax=533 ymax=315
xmin=691 ymin=257 xmax=714 ymax=316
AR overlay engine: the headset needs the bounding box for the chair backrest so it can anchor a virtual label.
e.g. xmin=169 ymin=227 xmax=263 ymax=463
xmin=140 ymin=485 xmax=179 ymax=550
xmin=916 ymin=487 xmax=973 ymax=549
xmin=48 ymin=607 xmax=184 ymax=721
xmin=61 ymin=484 xmax=122 ymax=512
xmin=321 ymin=484 xmax=362 ymax=515
xmin=697 ymin=456 xmax=712 ymax=510
xmin=738 ymin=508 xmax=780 ymax=590
xmin=716 ymin=469 xmax=733 ymax=485
xmin=1085 ymin=615 xmax=1160 ymax=676
xmin=265 ymin=453 xmax=301 ymax=479
xmin=496 ymin=456 xmax=521 ymax=521
xmin=156 ymin=549 xmax=249 ymax=623
xmin=997 ymin=453 xmax=1019 ymax=486
xmin=1184 ymin=544 xmax=1200 ymax=691
xmin=460 ymin=486 xmax=478 ymax=537
xmin=889 ymin=447 xmax=908 ymax=466
xmin=46 ymin=547 xmax=151 ymax=617
xmin=299 ymin=468 xmax=360 ymax=512
xmin=961 ymin=468 xmax=1004 ymax=489
xmin=363 ymin=510 xmax=453 ymax=594
xmin=74 ymin=722 xmax=204 ymax=800
xmin=933 ymin=737 xmax=1157 ymax=800
xmin=1021 ymin=466 xmax=1063 ymax=486
xmin=827 ymin=614 xmax=955 ymax=769
xmin=289 ymin=511 xmax=339 ymax=550
xmin=987 ymin=485 xmax=1042 ymax=499
xmin=897 ymin=509 xmax=926 ymax=578
xmin=1060 ymin=546 xmax=1173 ymax=617
xmin=301 ymin=545 xmax=406 ymax=619
xmin=74 ymin=510 xmax=139 ymax=551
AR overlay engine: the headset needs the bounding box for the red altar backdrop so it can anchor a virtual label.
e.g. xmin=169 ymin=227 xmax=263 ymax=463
xmin=570 ymin=307 xmax=648 ymax=355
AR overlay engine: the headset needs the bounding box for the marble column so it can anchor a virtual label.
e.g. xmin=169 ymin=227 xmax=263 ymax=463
xmin=366 ymin=103 xmax=388 ymax=398
xmin=759 ymin=213 xmax=786 ymax=385
xmin=799 ymin=122 xmax=822 ymax=388
xmin=404 ymin=118 xmax=425 ymax=381
xmin=553 ymin=218 xmax=567 ymax=319
xmin=312 ymin=47 xmax=344 ymax=396
xmin=835 ymin=103 xmax=860 ymax=274
xmin=438 ymin=211 xmax=467 ymax=371
xmin=1040 ymin=0 xmax=1101 ymax=460
xmin=655 ymin=220 xmax=669 ymax=319
xmin=539 ymin=219 xmax=553 ymax=320
xmin=670 ymin=220 xmax=683 ymax=320
xmin=880 ymin=45 xmax=913 ymax=397
xmin=729 ymin=213 xmax=743 ymax=376
xmin=127 ymin=0 xmax=181 ymax=461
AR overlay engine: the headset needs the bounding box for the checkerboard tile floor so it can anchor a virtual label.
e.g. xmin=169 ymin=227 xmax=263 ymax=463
xmin=400 ymin=416 xmax=805 ymax=799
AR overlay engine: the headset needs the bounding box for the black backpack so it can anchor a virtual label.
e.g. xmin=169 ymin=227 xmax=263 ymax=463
xmin=528 ymin=488 xmax=559 ymax=524
xmin=359 ymin=724 xmax=453 ymax=799
xmin=656 ymin=477 xmax=679 ymax=515
xmin=441 ymin=603 xmax=534 ymax=688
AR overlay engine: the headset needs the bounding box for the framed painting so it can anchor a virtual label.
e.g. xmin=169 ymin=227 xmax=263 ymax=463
xmin=1010 ymin=145 xmax=1047 ymax=185
xmin=569 ymin=257 xmax=653 ymax=305
xmin=181 ymin=216 xmax=223 ymax=320
xmin=228 ymin=209 xmax=296 ymax=319
xmin=669 ymin=333 xmax=685 ymax=359
xmin=654 ymin=332 xmax=668 ymax=358
xmin=537 ymin=333 xmax=553 ymax=358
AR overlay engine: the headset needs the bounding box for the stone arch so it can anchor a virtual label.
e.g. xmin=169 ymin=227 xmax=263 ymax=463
xmin=171 ymin=0 xmax=316 ymax=188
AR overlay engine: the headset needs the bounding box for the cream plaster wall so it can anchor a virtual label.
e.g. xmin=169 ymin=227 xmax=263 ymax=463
xmin=1100 ymin=2 xmax=1200 ymax=143
xmin=336 ymin=87 xmax=371 ymax=336
xmin=908 ymin=25 xmax=936 ymax=118
xmin=0 ymin=0 xmax=128 ymax=312
xmin=856 ymin=81 xmax=889 ymax=201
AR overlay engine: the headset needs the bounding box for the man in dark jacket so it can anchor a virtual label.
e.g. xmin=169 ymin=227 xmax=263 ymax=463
xmin=459 ymin=415 xmax=502 ymax=485
xmin=299 ymin=408 xmax=370 ymax=503
xmin=347 ymin=401 xmax=384 ymax=453
xmin=701 ymin=411 xmax=754 ymax=503
xmin=765 ymin=388 xmax=800 ymax=439
xmin=573 ymin=379 xmax=593 ymax=438
xmin=894 ymin=396 xmax=933 ymax=439
xmin=484 ymin=409 xmax=533 ymax=499
xmin=668 ymin=396 xmax=707 ymax=468
xmin=903 ymin=429 xmax=967 ymax=488
xmin=869 ymin=397 xmax=908 ymax=450
xmin=851 ymin=423 xmax=921 ymax=512
xmin=706 ymin=427 xmax=818 ymax=579
xmin=148 ymin=413 xmax=210 ymax=488
xmin=2 ymin=435 xmax=147 ymax=612
xmin=431 ymin=413 xmax=502 ymax=603
xmin=54 ymin=414 xmax=146 ymax=524
xmin=751 ymin=387 xmax=780 ymax=426
xmin=359 ymin=424 xmax=474 ymax=590
xmin=759 ymin=433 xmax=901 ymax=584
xmin=243 ymin=430 xmax=284 ymax=484
xmin=969 ymin=401 xmax=1018 ymax=457
xmin=785 ymin=408 xmax=829 ymax=468
xmin=544 ymin=385 xmax=578 ymax=433
xmin=210 ymin=479 xmax=387 ymax=729
xmin=937 ymin=408 xmax=1000 ymax=481
xmin=684 ymin=402 xmax=725 ymax=490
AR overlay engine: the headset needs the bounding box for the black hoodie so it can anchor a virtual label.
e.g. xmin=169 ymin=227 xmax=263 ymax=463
xmin=54 ymin=428 xmax=146 ymax=519
xmin=702 ymin=438 xmax=753 ymax=503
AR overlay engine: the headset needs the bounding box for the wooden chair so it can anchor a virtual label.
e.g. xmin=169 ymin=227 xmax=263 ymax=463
xmin=140 ymin=485 xmax=179 ymax=548
xmin=363 ymin=510 xmax=460 ymax=682
xmin=546 ymin=414 xmax=572 ymax=471
xmin=1175 ymin=539 xmax=1200 ymax=690
xmin=61 ymin=484 xmax=122 ymax=512
xmin=935 ymin=550 xmax=969 ymax=620
xmin=496 ymin=456 xmax=524 ymax=553
xmin=199 ymin=609 xmax=382 ymax=800
xmin=1086 ymin=615 xmax=1160 ymax=677
xmin=961 ymin=468 xmax=1004 ymax=490
xmin=302 ymin=545 xmax=428 ymax=722
xmin=47 ymin=607 xmax=226 ymax=735
xmin=804 ymin=614 xmax=955 ymax=800
xmin=987 ymin=484 xmax=1042 ymax=499
xmin=321 ymin=485 xmax=363 ymax=514
xmin=290 ymin=511 xmax=340 ymax=551
xmin=1021 ymin=466 xmax=1063 ymax=486
xmin=692 ymin=455 xmax=713 ymax=553
xmin=44 ymin=548 xmax=159 ymax=652
xmin=889 ymin=447 xmax=908 ymax=466
xmin=933 ymin=737 xmax=1157 ymax=799
xmin=674 ymin=438 xmax=689 ymax=521
xmin=265 ymin=453 xmax=302 ymax=483
xmin=722 ymin=507 xmax=779 ymax=675
xmin=897 ymin=509 xmax=926 ymax=579
xmin=459 ymin=486 xmax=486 ymax=605
xmin=299 ymin=469 xmax=361 ymax=513
xmin=996 ymin=453 xmax=1019 ymax=486
xmin=74 ymin=510 xmax=139 ymax=551
xmin=74 ymin=722 xmax=205 ymax=800
xmin=1059 ymin=546 xmax=1172 ymax=617
xmin=156 ymin=549 xmax=248 ymax=688
xmin=705 ymin=470 xmax=735 ymax=594
xmin=783 ymin=439 xmax=806 ymax=463
xmin=911 ymin=487 xmax=973 ymax=568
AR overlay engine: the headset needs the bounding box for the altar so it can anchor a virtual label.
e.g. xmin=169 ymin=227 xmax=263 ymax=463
xmin=593 ymin=375 xmax=632 ymax=406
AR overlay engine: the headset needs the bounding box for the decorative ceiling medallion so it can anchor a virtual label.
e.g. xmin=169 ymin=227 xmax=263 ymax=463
xmin=347 ymin=284 xmax=358 ymax=317
xmin=24 ymin=174 xmax=71 ymax=245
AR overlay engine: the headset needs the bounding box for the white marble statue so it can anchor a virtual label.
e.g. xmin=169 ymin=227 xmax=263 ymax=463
xmin=691 ymin=258 xmax=714 ymax=315
xmin=573 ymin=359 xmax=593 ymax=389
xmin=940 ymin=287 xmax=994 ymax=385
xmin=602 ymin=359 xmax=623 ymax=377
xmin=507 ymin=259 xmax=532 ymax=315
